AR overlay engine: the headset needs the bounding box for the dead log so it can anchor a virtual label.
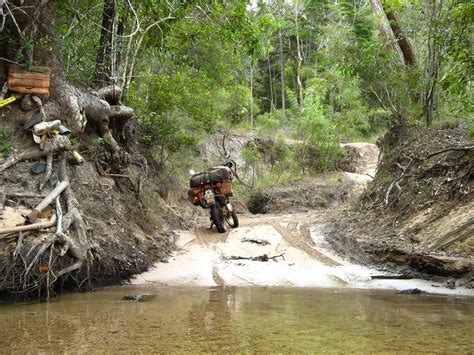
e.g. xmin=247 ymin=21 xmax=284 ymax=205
xmin=427 ymin=218 xmax=474 ymax=251
xmin=423 ymin=145 xmax=474 ymax=160
xmin=225 ymin=253 xmax=285 ymax=262
xmin=371 ymin=274 xmax=413 ymax=280
xmin=25 ymin=181 xmax=69 ymax=224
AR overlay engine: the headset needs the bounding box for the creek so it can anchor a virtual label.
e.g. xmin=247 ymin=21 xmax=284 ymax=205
xmin=1 ymin=285 xmax=473 ymax=352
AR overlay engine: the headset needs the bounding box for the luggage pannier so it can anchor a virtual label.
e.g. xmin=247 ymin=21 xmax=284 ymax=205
xmin=218 ymin=180 xmax=233 ymax=196
xmin=189 ymin=166 xmax=232 ymax=188
xmin=188 ymin=188 xmax=200 ymax=206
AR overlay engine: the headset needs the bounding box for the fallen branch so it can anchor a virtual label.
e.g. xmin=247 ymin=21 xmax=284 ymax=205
xmin=423 ymin=145 xmax=474 ymax=160
xmin=427 ymin=218 xmax=473 ymax=251
xmin=225 ymin=253 xmax=285 ymax=262
xmin=371 ymin=274 xmax=413 ymax=280
xmin=241 ymin=237 xmax=270 ymax=246
xmin=385 ymin=157 xmax=413 ymax=207
xmin=0 ymin=215 xmax=56 ymax=236
xmin=0 ymin=135 xmax=71 ymax=172
xmin=25 ymin=181 xmax=69 ymax=223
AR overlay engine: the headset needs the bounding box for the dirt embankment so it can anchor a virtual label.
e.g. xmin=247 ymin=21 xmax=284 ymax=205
xmin=0 ymin=106 xmax=191 ymax=299
xmin=328 ymin=127 xmax=473 ymax=283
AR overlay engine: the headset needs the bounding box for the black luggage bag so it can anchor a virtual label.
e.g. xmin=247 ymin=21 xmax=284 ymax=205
xmin=190 ymin=166 xmax=232 ymax=188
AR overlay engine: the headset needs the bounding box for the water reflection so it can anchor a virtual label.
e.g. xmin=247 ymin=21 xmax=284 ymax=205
xmin=0 ymin=287 xmax=473 ymax=353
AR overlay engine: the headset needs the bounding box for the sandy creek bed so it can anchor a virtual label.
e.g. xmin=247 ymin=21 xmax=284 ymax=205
xmin=133 ymin=210 xmax=474 ymax=296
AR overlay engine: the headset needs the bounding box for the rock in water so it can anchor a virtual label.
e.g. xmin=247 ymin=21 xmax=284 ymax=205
xmin=446 ymin=279 xmax=456 ymax=289
xmin=122 ymin=294 xmax=156 ymax=302
xmin=398 ymin=288 xmax=425 ymax=295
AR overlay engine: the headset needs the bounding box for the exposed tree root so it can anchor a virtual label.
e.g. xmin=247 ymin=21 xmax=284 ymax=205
xmin=55 ymin=153 xmax=89 ymax=278
xmin=384 ymin=157 xmax=413 ymax=207
xmin=0 ymin=135 xmax=71 ymax=172
xmin=46 ymin=82 xmax=133 ymax=170
xmin=1 ymin=153 xmax=90 ymax=298
xmin=39 ymin=153 xmax=53 ymax=190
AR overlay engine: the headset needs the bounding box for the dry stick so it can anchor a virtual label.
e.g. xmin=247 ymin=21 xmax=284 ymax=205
xmin=0 ymin=215 xmax=56 ymax=236
xmin=423 ymin=145 xmax=474 ymax=160
xmin=39 ymin=153 xmax=53 ymax=191
xmin=25 ymin=181 xmax=69 ymax=223
xmin=385 ymin=158 xmax=413 ymax=207
xmin=0 ymin=135 xmax=71 ymax=172
xmin=13 ymin=231 xmax=27 ymax=260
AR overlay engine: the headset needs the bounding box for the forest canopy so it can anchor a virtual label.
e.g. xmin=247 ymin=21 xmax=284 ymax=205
xmin=3 ymin=0 xmax=473 ymax=177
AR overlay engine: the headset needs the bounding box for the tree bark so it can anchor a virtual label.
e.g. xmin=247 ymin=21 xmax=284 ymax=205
xmin=0 ymin=0 xmax=133 ymax=292
xmin=278 ymin=31 xmax=286 ymax=118
xmin=423 ymin=0 xmax=442 ymax=126
xmin=385 ymin=11 xmax=416 ymax=66
xmin=249 ymin=61 xmax=254 ymax=127
xmin=294 ymin=3 xmax=304 ymax=111
xmin=267 ymin=57 xmax=274 ymax=110
xmin=95 ymin=0 xmax=116 ymax=85
xmin=369 ymin=0 xmax=406 ymax=66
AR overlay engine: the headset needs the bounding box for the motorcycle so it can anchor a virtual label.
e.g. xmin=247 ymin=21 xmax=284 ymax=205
xmin=188 ymin=159 xmax=239 ymax=233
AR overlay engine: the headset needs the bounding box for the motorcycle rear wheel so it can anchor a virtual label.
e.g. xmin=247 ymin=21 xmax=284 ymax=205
xmin=210 ymin=204 xmax=226 ymax=233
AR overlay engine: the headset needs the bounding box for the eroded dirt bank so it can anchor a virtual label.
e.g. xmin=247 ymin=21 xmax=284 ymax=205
xmin=329 ymin=127 xmax=473 ymax=286
xmin=0 ymin=105 xmax=189 ymax=299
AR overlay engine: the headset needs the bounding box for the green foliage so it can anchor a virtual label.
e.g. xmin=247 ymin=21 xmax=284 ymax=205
xmin=0 ymin=128 xmax=13 ymax=157
xmin=55 ymin=0 xmax=102 ymax=84
xmin=51 ymin=0 xmax=472 ymax=185
xmin=242 ymin=144 xmax=259 ymax=166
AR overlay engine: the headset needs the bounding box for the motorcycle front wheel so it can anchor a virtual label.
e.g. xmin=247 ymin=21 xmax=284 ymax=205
xmin=225 ymin=209 xmax=239 ymax=228
xmin=210 ymin=204 xmax=226 ymax=233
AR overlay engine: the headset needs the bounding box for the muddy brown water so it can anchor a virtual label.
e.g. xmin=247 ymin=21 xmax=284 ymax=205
xmin=1 ymin=286 xmax=473 ymax=353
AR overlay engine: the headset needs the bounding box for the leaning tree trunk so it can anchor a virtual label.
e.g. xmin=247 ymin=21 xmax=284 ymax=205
xmin=369 ymin=0 xmax=415 ymax=67
xmin=0 ymin=0 xmax=134 ymax=296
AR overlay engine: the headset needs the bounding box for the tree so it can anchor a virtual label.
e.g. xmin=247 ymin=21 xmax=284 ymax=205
xmin=0 ymin=0 xmax=134 ymax=290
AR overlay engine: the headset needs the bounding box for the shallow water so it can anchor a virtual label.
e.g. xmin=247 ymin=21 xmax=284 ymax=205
xmin=1 ymin=286 xmax=473 ymax=353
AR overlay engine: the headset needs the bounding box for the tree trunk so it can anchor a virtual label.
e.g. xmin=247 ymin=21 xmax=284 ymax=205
xmin=249 ymin=61 xmax=254 ymax=127
xmin=423 ymin=0 xmax=442 ymax=126
xmin=267 ymin=57 xmax=274 ymax=110
xmin=95 ymin=0 xmax=116 ymax=85
xmin=278 ymin=31 xmax=286 ymax=118
xmin=294 ymin=4 xmax=304 ymax=111
xmin=369 ymin=0 xmax=406 ymax=66
xmin=0 ymin=0 xmax=134 ymax=292
xmin=385 ymin=11 xmax=416 ymax=66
